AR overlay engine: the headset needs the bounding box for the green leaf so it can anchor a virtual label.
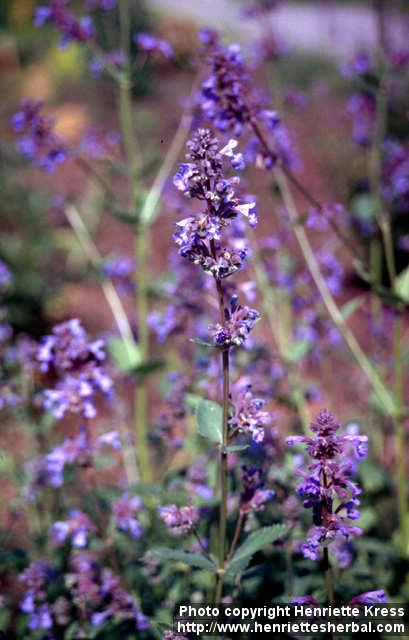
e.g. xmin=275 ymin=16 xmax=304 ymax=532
xmin=284 ymin=339 xmax=310 ymax=364
xmin=134 ymin=358 xmax=165 ymax=377
xmin=351 ymin=193 xmax=378 ymax=221
xmin=227 ymin=525 xmax=289 ymax=577
xmin=396 ymin=266 xmax=409 ymax=303
xmin=150 ymin=548 xmax=215 ymax=570
xmin=224 ymin=444 xmax=249 ymax=453
xmin=341 ymin=296 xmax=364 ymax=319
xmin=196 ymin=399 xmax=223 ymax=443
xmin=108 ymin=337 xmax=141 ymax=373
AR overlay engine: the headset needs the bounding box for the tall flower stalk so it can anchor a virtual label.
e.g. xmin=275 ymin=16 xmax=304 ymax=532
xmin=173 ymin=128 xmax=262 ymax=601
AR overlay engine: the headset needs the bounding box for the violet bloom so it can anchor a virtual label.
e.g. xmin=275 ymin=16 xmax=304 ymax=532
xmin=209 ymin=295 xmax=259 ymax=349
xmin=134 ymin=32 xmax=174 ymax=59
xmin=350 ymin=590 xmax=387 ymax=605
xmin=36 ymin=318 xmax=113 ymax=419
xmin=240 ymin=466 xmax=274 ymax=514
xmin=0 ymin=260 xmax=12 ymax=293
xmin=112 ymin=493 xmax=143 ymax=538
xmin=34 ymin=0 xmax=94 ymax=47
xmin=101 ymin=252 xmax=135 ymax=296
xmin=49 ymin=510 xmax=96 ymax=548
xmin=158 ymin=505 xmax=199 ymax=535
xmin=198 ymin=33 xmax=297 ymax=168
xmin=229 ymin=379 xmax=271 ymax=443
xmin=287 ymin=409 xmax=367 ymax=562
xmin=173 ymin=129 xmax=257 ymax=279
xmin=19 ymin=561 xmax=54 ymax=631
xmin=12 ymin=99 xmax=67 ymax=172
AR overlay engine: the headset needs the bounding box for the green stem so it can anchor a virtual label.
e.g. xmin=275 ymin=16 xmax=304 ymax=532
xmin=275 ymin=169 xmax=396 ymax=417
xmin=213 ymin=273 xmax=230 ymax=605
xmin=394 ymin=312 xmax=409 ymax=553
xmin=118 ymin=0 xmax=151 ymax=482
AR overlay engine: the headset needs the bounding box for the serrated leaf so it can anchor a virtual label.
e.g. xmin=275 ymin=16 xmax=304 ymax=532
xmin=396 ymin=266 xmax=409 ymax=303
xmin=196 ymin=399 xmax=223 ymax=443
xmin=284 ymin=339 xmax=310 ymax=364
xmin=150 ymin=548 xmax=215 ymax=570
xmin=227 ymin=524 xmax=289 ymax=577
xmin=341 ymin=296 xmax=364 ymax=319
xmin=108 ymin=337 xmax=141 ymax=373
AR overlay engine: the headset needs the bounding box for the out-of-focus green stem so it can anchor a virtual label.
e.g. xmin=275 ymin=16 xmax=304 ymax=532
xmin=251 ymin=234 xmax=310 ymax=432
xmin=275 ymin=169 xmax=396 ymax=417
xmin=371 ymin=0 xmax=409 ymax=553
xmin=118 ymin=0 xmax=151 ymax=482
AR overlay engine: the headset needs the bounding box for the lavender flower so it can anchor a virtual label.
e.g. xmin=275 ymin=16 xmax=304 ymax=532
xmin=287 ymin=409 xmax=367 ymax=561
xmin=49 ymin=510 xmax=96 ymax=547
xmin=209 ymin=295 xmax=259 ymax=348
xmin=135 ymin=32 xmax=174 ymax=59
xmin=19 ymin=561 xmax=54 ymax=631
xmin=37 ymin=318 xmax=112 ymax=419
xmin=229 ymin=379 xmax=271 ymax=443
xmin=34 ymin=0 xmax=94 ymax=47
xmin=198 ymin=34 xmax=297 ymax=168
xmin=240 ymin=466 xmax=274 ymax=514
xmin=112 ymin=493 xmax=143 ymax=538
xmin=158 ymin=505 xmax=199 ymax=535
xmin=12 ymin=99 xmax=67 ymax=172
xmin=173 ymin=129 xmax=257 ymax=281
xmin=0 ymin=260 xmax=12 ymax=293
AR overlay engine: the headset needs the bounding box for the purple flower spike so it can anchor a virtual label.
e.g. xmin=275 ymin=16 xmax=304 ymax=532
xmin=287 ymin=409 xmax=367 ymax=563
xmin=158 ymin=505 xmax=199 ymax=535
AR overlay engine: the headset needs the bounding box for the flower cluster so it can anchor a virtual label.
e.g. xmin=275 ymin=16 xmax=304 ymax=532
xmin=198 ymin=32 xmax=297 ymax=169
xmin=240 ymin=466 xmax=274 ymax=514
xmin=35 ymin=0 xmax=94 ymax=47
xmin=287 ymin=409 xmax=367 ymax=561
xmin=36 ymin=318 xmax=113 ymax=419
xmin=209 ymin=295 xmax=259 ymax=349
xmin=66 ymin=551 xmax=148 ymax=630
xmin=229 ymin=379 xmax=271 ymax=442
xmin=12 ymin=100 xmax=67 ymax=173
xmin=158 ymin=505 xmax=199 ymax=535
xmin=173 ymin=129 xmax=257 ymax=279
xmin=134 ymin=32 xmax=174 ymax=59
xmin=27 ymin=428 xmax=120 ymax=493
xmin=49 ymin=510 xmax=96 ymax=548
xmin=112 ymin=493 xmax=143 ymax=538
xmin=19 ymin=561 xmax=54 ymax=631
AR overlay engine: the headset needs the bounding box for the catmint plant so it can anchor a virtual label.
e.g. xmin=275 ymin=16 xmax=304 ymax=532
xmin=287 ymin=409 xmax=368 ymax=602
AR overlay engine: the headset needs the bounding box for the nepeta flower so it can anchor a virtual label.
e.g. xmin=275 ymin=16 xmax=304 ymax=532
xmin=34 ymin=0 xmax=94 ymax=47
xmin=134 ymin=32 xmax=174 ymax=59
xmin=27 ymin=428 xmax=120 ymax=492
xmin=173 ymin=129 xmax=256 ymax=280
xmin=229 ymin=379 xmax=271 ymax=442
xmin=350 ymin=590 xmax=387 ymax=605
xmin=240 ymin=466 xmax=274 ymax=514
xmin=19 ymin=561 xmax=54 ymax=631
xmin=102 ymin=253 xmax=135 ymax=295
xmin=0 ymin=260 xmax=12 ymax=293
xmin=199 ymin=34 xmax=297 ymax=168
xmin=37 ymin=318 xmax=112 ymax=419
xmin=12 ymin=99 xmax=67 ymax=172
xmin=158 ymin=505 xmax=199 ymax=535
xmin=112 ymin=493 xmax=143 ymax=538
xmin=49 ymin=510 xmax=96 ymax=548
xmin=287 ymin=409 xmax=367 ymax=561
xmin=209 ymin=295 xmax=259 ymax=348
